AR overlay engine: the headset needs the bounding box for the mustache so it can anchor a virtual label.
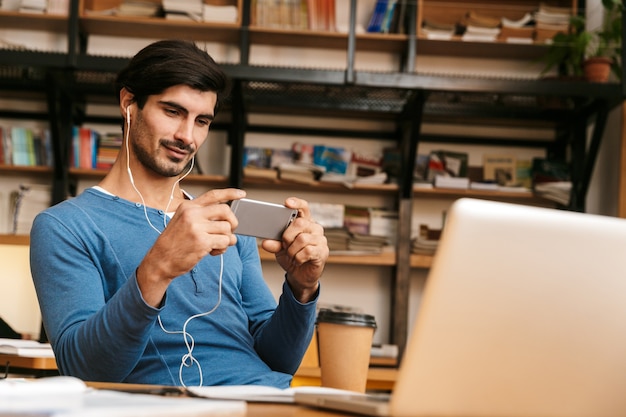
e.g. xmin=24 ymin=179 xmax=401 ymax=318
xmin=161 ymin=140 xmax=194 ymax=153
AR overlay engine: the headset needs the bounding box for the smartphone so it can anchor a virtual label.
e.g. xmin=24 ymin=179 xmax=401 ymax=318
xmin=230 ymin=198 xmax=298 ymax=241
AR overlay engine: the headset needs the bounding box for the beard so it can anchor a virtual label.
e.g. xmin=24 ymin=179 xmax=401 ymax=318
xmin=131 ymin=138 xmax=194 ymax=178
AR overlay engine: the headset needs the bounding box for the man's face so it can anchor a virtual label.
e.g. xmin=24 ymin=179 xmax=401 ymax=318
xmin=129 ymin=85 xmax=217 ymax=177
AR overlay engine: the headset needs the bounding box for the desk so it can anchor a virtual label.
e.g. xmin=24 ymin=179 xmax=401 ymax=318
xmin=0 ymin=353 xmax=58 ymax=377
xmin=245 ymin=402 xmax=360 ymax=416
xmin=293 ymin=366 xmax=396 ymax=391
xmin=0 ymin=352 xmax=397 ymax=391
xmin=86 ymin=382 xmax=367 ymax=417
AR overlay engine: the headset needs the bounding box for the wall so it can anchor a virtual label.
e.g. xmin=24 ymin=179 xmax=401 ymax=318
xmin=0 ymin=243 xmax=41 ymax=337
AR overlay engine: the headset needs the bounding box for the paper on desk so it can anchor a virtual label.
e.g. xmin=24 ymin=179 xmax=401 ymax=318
xmin=0 ymin=337 xmax=55 ymax=358
xmin=186 ymin=384 xmax=359 ymax=403
xmin=0 ymin=376 xmax=246 ymax=416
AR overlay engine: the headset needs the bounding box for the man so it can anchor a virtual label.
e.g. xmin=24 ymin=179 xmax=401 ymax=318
xmin=30 ymin=40 xmax=329 ymax=388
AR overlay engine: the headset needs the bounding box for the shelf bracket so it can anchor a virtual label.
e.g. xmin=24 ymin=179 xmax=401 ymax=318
xmin=344 ymin=0 xmax=357 ymax=84
xmin=228 ymin=80 xmax=246 ymax=189
xmin=391 ymin=90 xmax=426 ymax=359
xmin=569 ymin=99 xmax=611 ymax=212
xmin=45 ymin=70 xmax=73 ymax=204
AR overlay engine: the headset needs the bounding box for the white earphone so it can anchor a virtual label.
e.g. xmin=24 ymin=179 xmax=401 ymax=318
xmin=122 ymin=102 xmax=219 ymax=387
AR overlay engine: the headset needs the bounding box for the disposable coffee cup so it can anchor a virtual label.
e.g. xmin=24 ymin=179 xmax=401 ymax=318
xmin=316 ymin=309 xmax=377 ymax=393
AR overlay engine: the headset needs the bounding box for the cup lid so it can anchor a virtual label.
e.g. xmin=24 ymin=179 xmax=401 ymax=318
xmin=316 ymin=309 xmax=377 ymax=328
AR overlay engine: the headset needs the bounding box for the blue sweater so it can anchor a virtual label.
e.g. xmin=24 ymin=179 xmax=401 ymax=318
xmin=30 ymin=188 xmax=318 ymax=388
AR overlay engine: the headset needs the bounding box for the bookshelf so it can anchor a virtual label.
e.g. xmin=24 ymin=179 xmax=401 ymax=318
xmin=0 ymin=0 xmax=624 ymax=356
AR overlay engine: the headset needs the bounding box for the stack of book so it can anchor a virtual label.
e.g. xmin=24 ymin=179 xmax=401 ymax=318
xmin=534 ymin=181 xmax=571 ymax=206
xmin=421 ymin=19 xmax=455 ymax=40
xmin=411 ymin=237 xmax=439 ymax=255
xmin=277 ymin=162 xmax=325 ymax=184
xmin=324 ymin=227 xmax=351 ymax=252
xmin=116 ymin=0 xmax=161 ymax=17
xmin=535 ymin=3 xmax=571 ymax=43
xmin=323 ymin=228 xmax=390 ymax=254
xmin=0 ymin=337 xmax=54 ymax=358
xmin=411 ymin=223 xmax=442 ymax=256
xmin=461 ymin=11 xmax=501 ymax=42
xmin=252 ymin=0 xmax=333 ymax=31
xmin=19 ymin=0 xmax=46 ymax=13
xmin=348 ymin=233 xmax=389 ymax=253
xmin=500 ymin=12 xmax=535 ymax=44
xmin=1 ymin=126 xmax=53 ymax=167
xmin=163 ymin=0 xmax=202 ymax=21
xmin=95 ymin=132 xmax=122 ymax=170
xmin=531 ymin=157 xmax=571 ymax=205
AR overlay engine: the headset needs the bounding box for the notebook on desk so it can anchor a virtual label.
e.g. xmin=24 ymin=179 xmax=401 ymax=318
xmin=295 ymin=198 xmax=626 ymax=417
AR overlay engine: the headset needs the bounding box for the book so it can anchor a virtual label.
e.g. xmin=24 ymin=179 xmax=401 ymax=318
xmin=434 ymin=175 xmax=469 ymax=189
xmin=483 ymin=154 xmax=517 ymax=186
xmin=313 ymin=145 xmax=351 ymax=175
xmin=11 ymin=183 xmax=51 ymax=235
xmin=426 ymin=150 xmax=469 ymax=181
xmin=534 ymin=181 xmax=572 ymax=205
xmin=366 ymin=0 xmax=388 ymax=33
xmin=348 ymin=151 xmax=382 ymax=178
xmin=308 ymin=202 xmax=344 ymax=228
xmin=369 ymin=207 xmax=398 ymax=244
xmin=0 ymin=337 xmax=54 ymax=357
xmin=531 ymin=157 xmax=570 ymax=185
xmin=269 ymin=148 xmax=294 ymax=168
xmin=243 ymin=166 xmax=277 ymax=179
xmin=277 ymin=162 xmax=324 ymax=184
xmin=379 ymin=0 xmax=397 ymax=33
xmin=343 ymin=205 xmax=370 ymax=235
xmin=243 ymin=146 xmax=272 ymax=169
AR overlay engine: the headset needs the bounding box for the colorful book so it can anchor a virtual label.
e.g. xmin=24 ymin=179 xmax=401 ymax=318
xmin=366 ymin=0 xmax=388 ymax=33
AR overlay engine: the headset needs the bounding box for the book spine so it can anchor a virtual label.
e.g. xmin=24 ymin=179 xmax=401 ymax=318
xmin=380 ymin=0 xmax=397 ymax=33
xmin=366 ymin=0 xmax=388 ymax=33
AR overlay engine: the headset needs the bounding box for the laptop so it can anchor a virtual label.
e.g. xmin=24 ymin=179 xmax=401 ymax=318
xmin=295 ymin=198 xmax=626 ymax=417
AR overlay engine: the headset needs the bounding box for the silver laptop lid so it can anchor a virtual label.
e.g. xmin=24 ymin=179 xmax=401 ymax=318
xmin=391 ymin=198 xmax=626 ymax=417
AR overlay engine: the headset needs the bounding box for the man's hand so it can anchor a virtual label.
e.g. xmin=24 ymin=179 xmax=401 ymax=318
xmin=136 ymin=188 xmax=246 ymax=307
xmin=262 ymin=197 xmax=329 ymax=303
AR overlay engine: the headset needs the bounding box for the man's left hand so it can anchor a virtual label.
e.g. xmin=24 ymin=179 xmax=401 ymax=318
xmin=261 ymin=197 xmax=329 ymax=303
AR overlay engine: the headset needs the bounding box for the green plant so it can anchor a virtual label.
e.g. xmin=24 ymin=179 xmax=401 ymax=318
xmin=588 ymin=0 xmax=623 ymax=79
xmin=541 ymin=15 xmax=591 ymax=78
xmin=541 ymin=0 xmax=622 ymax=80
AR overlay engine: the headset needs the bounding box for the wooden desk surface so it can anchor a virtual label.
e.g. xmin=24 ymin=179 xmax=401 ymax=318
xmin=85 ymin=382 xmax=367 ymax=417
xmin=0 ymin=353 xmax=58 ymax=370
xmin=293 ymin=366 xmax=396 ymax=391
xmin=0 ymin=353 xmax=397 ymax=391
xmin=246 ymin=402 xmax=356 ymax=417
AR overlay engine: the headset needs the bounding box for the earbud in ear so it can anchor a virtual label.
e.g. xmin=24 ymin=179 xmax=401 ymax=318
xmin=126 ymin=106 xmax=131 ymax=125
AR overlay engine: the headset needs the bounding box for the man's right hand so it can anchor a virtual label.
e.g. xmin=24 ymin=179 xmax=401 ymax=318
xmin=136 ymin=188 xmax=246 ymax=307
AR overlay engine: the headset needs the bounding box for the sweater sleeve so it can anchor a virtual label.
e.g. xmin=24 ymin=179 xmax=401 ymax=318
xmin=236 ymin=236 xmax=319 ymax=374
xmin=30 ymin=211 xmax=161 ymax=382
xmin=254 ymin=279 xmax=319 ymax=374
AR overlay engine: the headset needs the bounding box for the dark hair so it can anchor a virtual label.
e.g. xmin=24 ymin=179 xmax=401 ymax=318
xmin=115 ymin=39 xmax=230 ymax=114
